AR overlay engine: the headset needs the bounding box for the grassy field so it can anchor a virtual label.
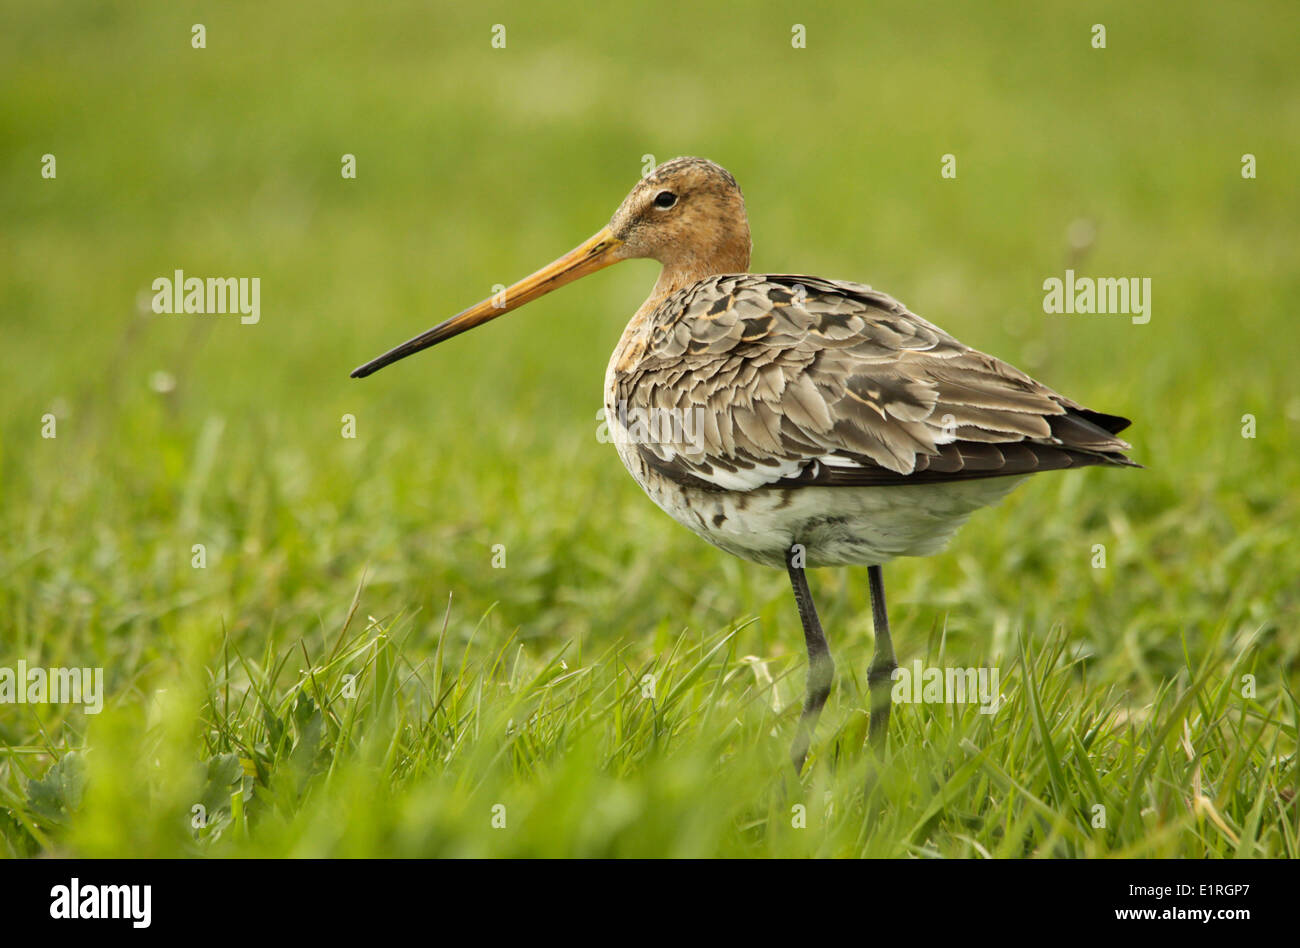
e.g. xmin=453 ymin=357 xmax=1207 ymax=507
xmin=1 ymin=1 xmax=1297 ymax=857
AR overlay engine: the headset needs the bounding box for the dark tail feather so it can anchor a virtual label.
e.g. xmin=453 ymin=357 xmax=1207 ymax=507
xmin=1073 ymin=407 xmax=1132 ymax=435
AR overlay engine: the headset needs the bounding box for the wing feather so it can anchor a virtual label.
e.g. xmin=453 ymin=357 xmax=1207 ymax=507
xmin=615 ymin=274 xmax=1138 ymax=492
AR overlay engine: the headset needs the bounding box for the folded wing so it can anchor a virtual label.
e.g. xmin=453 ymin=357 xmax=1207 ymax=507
xmin=613 ymin=274 xmax=1138 ymax=492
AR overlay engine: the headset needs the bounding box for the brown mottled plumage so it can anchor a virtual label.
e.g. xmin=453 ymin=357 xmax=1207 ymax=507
xmin=615 ymin=272 xmax=1135 ymax=493
xmin=352 ymin=157 xmax=1138 ymax=770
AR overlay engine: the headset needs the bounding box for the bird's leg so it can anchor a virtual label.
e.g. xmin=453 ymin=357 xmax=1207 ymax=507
xmin=786 ymin=546 xmax=834 ymax=773
xmin=866 ymin=564 xmax=898 ymax=747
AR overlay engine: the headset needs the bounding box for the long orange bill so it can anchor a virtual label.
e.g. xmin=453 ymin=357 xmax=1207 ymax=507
xmin=350 ymin=227 xmax=624 ymax=378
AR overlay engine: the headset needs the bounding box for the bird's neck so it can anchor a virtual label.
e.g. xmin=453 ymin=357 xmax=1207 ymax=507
xmin=614 ymin=239 xmax=751 ymax=379
xmin=643 ymin=239 xmax=751 ymax=312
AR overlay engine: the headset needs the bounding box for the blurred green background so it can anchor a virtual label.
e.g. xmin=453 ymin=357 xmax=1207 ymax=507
xmin=1 ymin=1 xmax=1296 ymax=857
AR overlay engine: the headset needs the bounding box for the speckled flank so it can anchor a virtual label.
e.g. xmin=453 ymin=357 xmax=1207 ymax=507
xmin=610 ymin=411 xmax=1026 ymax=568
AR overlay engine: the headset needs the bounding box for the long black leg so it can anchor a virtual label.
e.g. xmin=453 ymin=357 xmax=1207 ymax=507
xmin=786 ymin=545 xmax=834 ymax=772
xmin=866 ymin=564 xmax=898 ymax=747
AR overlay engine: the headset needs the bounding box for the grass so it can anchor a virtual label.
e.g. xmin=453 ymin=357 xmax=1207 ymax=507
xmin=1 ymin=0 xmax=1297 ymax=857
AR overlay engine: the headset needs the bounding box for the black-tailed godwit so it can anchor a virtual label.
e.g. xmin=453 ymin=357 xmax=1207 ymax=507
xmin=352 ymin=157 xmax=1137 ymax=770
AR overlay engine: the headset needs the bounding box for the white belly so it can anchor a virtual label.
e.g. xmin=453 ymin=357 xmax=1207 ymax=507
xmin=619 ymin=449 xmax=1024 ymax=568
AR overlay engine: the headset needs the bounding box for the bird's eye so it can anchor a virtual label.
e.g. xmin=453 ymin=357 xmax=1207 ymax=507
xmin=653 ymin=190 xmax=678 ymax=209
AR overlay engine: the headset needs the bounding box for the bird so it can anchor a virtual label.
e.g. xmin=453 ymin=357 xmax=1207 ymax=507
xmin=351 ymin=157 xmax=1138 ymax=771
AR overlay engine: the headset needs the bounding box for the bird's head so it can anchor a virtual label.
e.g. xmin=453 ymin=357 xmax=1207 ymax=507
xmin=609 ymin=157 xmax=751 ymax=275
xmin=350 ymin=157 xmax=750 ymax=379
